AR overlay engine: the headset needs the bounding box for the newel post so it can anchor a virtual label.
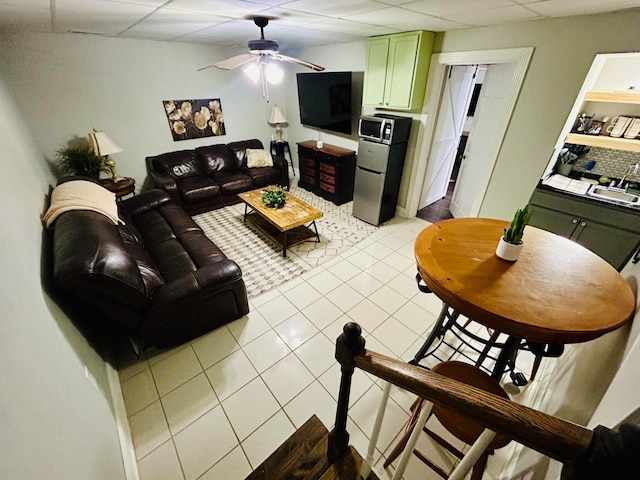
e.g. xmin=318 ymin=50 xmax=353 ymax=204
xmin=327 ymin=322 xmax=366 ymax=463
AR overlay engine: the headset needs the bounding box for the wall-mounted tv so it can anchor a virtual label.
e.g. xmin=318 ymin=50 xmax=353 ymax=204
xmin=296 ymin=71 xmax=352 ymax=135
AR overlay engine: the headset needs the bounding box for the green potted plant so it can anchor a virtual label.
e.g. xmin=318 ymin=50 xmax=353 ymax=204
xmin=496 ymin=205 xmax=531 ymax=261
xmin=261 ymin=186 xmax=287 ymax=209
xmin=55 ymin=146 xmax=108 ymax=179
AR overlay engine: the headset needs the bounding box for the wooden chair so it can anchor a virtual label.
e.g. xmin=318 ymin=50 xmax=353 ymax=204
xmin=384 ymin=361 xmax=511 ymax=479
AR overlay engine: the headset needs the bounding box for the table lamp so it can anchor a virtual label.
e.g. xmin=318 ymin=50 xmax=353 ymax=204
xmin=88 ymin=128 xmax=124 ymax=182
xmin=268 ymin=105 xmax=287 ymax=143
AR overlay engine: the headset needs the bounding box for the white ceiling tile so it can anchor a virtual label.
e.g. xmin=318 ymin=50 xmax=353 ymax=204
xmin=304 ymin=18 xmax=399 ymax=36
xmin=402 ymin=0 xmax=514 ymax=17
xmin=343 ymin=5 xmax=428 ymax=26
xmin=1 ymin=0 xmax=639 ymax=47
xmin=166 ymin=0 xmax=269 ymax=17
xmin=443 ymin=4 xmax=541 ymax=25
xmin=257 ymin=8 xmax=333 ymax=25
xmin=525 ymin=0 xmax=640 ymax=16
xmin=282 ymin=0 xmax=384 ymax=18
xmin=55 ymin=0 xmax=154 ymax=35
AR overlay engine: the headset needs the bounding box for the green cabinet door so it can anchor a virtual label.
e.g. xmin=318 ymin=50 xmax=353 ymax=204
xmin=362 ymin=36 xmax=390 ymax=107
xmin=529 ymin=188 xmax=640 ymax=270
xmin=363 ymin=30 xmax=435 ymax=111
xmin=385 ymin=33 xmax=420 ymax=109
xmin=571 ymin=220 xmax=640 ymax=270
xmin=529 ymin=205 xmax=579 ymax=238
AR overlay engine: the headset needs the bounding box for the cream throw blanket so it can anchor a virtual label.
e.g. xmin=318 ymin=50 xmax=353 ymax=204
xmin=43 ymin=180 xmax=121 ymax=228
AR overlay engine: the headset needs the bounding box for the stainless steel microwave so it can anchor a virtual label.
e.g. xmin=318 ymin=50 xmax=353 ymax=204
xmin=358 ymin=114 xmax=412 ymax=145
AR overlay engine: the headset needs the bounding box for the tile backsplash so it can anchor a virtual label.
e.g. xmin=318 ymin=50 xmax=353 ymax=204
xmin=572 ymin=146 xmax=640 ymax=182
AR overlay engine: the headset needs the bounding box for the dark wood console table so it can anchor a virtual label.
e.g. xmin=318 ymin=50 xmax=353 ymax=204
xmin=296 ymin=141 xmax=356 ymax=205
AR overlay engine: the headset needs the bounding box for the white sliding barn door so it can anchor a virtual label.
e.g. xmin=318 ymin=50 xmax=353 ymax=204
xmin=419 ymin=65 xmax=476 ymax=209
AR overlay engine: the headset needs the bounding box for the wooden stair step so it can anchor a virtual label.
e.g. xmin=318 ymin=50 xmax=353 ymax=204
xmin=245 ymin=415 xmax=380 ymax=480
xmin=318 ymin=446 xmax=381 ymax=480
xmin=245 ymin=415 xmax=332 ymax=480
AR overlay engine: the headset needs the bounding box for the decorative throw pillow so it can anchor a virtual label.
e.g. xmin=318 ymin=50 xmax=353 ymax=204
xmin=246 ymin=148 xmax=274 ymax=168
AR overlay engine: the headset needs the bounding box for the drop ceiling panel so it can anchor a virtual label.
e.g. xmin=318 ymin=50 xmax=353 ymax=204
xmin=402 ymin=0 xmax=514 ymax=17
xmin=0 ymin=0 xmax=638 ymax=47
xmin=444 ymin=4 xmax=542 ymax=25
xmin=525 ymin=0 xmax=640 ymax=16
xmin=282 ymin=0 xmax=385 ymax=18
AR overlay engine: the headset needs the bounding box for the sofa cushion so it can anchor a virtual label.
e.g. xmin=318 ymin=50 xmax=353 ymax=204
xmin=195 ymin=144 xmax=238 ymax=173
xmin=228 ymin=139 xmax=264 ymax=169
xmin=130 ymin=202 xmax=228 ymax=283
xmin=242 ymin=166 xmax=282 ymax=188
xmin=246 ymin=148 xmax=274 ymax=168
xmin=154 ymin=150 xmax=203 ymax=180
xmin=177 ymin=176 xmax=221 ymax=205
xmin=117 ymin=224 xmax=165 ymax=295
xmin=213 ymin=171 xmax=254 ymax=195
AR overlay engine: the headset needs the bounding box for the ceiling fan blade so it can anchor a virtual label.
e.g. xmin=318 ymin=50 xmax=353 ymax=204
xmin=198 ymin=53 xmax=257 ymax=71
xmin=271 ymin=53 xmax=325 ymax=72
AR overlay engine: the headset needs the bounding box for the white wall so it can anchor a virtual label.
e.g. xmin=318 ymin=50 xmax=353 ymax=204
xmin=0 ymin=32 xmax=287 ymax=189
xmin=0 ymin=77 xmax=125 ymax=479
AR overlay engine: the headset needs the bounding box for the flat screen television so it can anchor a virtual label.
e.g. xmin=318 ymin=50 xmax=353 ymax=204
xmin=296 ymin=71 xmax=352 ymax=135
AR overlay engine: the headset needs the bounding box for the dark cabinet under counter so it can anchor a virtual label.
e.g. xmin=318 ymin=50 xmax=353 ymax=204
xmin=297 ymin=141 xmax=356 ymax=205
xmin=528 ymin=187 xmax=640 ymax=270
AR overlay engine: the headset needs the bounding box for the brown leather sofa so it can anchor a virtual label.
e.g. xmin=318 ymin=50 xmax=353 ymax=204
xmin=145 ymin=138 xmax=290 ymax=215
xmin=49 ymin=186 xmax=249 ymax=349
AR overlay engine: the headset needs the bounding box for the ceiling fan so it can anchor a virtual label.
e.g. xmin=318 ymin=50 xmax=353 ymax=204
xmin=198 ymin=16 xmax=325 ymax=73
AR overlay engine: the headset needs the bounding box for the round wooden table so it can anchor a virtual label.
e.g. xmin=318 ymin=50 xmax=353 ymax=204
xmin=415 ymin=218 xmax=634 ymax=345
xmin=413 ymin=218 xmax=635 ymax=378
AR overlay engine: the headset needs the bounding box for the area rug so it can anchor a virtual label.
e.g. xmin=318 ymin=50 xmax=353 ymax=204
xmin=193 ymin=185 xmax=378 ymax=299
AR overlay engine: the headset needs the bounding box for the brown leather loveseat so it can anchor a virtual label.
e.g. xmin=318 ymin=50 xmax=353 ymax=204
xmin=47 ymin=181 xmax=249 ymax=349
xmin=145 ymin=138 xmax=290 ymax=215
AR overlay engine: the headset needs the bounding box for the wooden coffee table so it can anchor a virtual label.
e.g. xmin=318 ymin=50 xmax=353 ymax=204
xmin=238 ymin=188 xmax=323 ymax=257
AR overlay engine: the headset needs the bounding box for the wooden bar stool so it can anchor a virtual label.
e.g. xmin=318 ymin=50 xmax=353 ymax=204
xmin=385 ymin=361 xmax=511 ymax=480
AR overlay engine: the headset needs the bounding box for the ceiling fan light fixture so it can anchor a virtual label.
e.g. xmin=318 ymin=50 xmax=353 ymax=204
xmin=265 ymin=62 xmax=283 ymax=84
xmin=243 ymin=62 xmax=261 ymax=83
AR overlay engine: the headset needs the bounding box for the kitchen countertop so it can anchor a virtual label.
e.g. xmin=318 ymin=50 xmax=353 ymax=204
xmin=538 ymin=174 xmax=640 ymax=212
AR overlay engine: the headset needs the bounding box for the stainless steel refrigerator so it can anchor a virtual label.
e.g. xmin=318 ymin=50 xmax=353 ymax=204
xmin=352 ymin=114 xmax=412 ymax=225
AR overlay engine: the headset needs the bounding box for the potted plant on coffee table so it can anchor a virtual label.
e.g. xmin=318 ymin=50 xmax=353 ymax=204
xmin=261 ymin=186 xmax=287 ymax=209
xmin=496 ymin=205 xmax=531 ymax=262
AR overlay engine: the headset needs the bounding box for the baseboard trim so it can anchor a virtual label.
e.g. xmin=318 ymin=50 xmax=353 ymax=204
xmin=104 ymin=347 xmax=140 ymax=480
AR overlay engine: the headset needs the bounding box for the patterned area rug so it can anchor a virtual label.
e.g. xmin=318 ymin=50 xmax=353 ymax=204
xmin=193 ymin=185 xmax=378 ymax=299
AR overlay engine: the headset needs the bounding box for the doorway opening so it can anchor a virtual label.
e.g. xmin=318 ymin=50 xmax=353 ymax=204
xmin=405 ymin=47 xmax=533 ymax=221
xmin=417 ymin=66 xmax=484 ymax=223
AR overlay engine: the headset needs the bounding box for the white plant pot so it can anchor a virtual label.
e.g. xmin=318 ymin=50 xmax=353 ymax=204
xmin=495 ymin=237 xmax=524 ymax=262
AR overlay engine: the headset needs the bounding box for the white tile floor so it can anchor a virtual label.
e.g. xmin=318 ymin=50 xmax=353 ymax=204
xmin=115 ymin=215 xmax=540 ymax=480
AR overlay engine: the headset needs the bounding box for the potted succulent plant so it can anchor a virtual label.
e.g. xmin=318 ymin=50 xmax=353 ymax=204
xmin=261 ymin=186 xmax=287 ymax=209
xmin=55 ymin=146 xmax=108 ymax=179
xmin=496 ymin=205 xmax=531 ymax=261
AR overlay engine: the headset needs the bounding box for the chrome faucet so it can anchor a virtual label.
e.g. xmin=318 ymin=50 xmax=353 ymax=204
xmin=612 ymin=162 xmax=640 ymax=191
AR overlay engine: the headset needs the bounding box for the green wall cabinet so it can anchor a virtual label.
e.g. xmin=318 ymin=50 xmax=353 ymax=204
xmin=363 ymin=30 xmax=435 ymax=111
xmin=529 ymin=188 xmax=640 ymax=270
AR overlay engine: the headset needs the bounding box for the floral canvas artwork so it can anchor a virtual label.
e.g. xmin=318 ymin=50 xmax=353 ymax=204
xmin=163 ymin=98 xmax=226 ymax=141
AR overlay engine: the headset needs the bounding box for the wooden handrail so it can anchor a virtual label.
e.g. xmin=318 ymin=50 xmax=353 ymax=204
xmin=354 ymin=348 xmax=593 ymax=463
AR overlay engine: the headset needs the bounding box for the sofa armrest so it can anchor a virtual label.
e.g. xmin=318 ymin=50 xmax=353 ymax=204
xmin=271 ymin=155 xmax=290 ymax=189
xmin=145 ymin=156 xmax=182 ymax=205
xmin=148 ymin=260 xmax=243 ymax=317
xmin=118 ymin=189 xmax=172 ymax=218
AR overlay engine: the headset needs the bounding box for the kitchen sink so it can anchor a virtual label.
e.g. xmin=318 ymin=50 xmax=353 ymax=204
xmin=587 ymin=185 xmax=640 ymax=205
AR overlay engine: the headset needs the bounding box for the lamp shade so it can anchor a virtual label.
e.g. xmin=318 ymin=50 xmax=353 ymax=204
xmin=88 ymin=130 xmax=123 ymax=156
xmin=269 ymin=105 xmax=287 ymax=125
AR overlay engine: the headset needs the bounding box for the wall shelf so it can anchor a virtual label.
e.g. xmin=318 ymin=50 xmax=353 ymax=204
xmin=584 ymin=90 xmax=640 ymax=104
xmin=565 ymin=133 xmax=640 ymax=152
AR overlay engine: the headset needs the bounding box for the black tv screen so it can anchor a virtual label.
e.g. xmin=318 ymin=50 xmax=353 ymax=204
xmin=296 ymin=71 xmax=352 ymax=135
